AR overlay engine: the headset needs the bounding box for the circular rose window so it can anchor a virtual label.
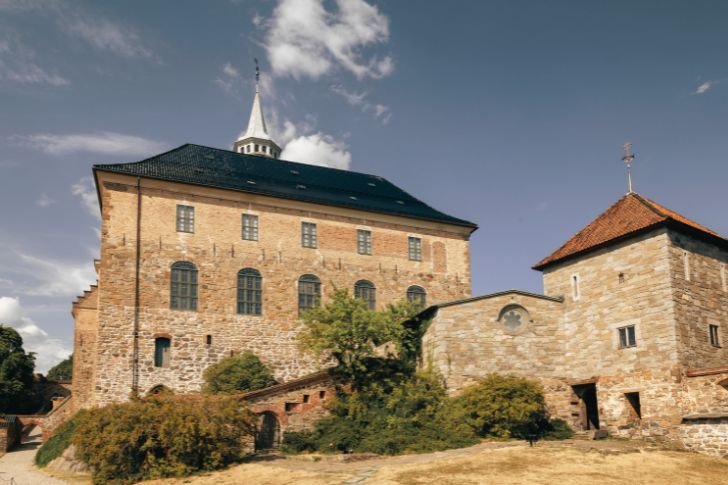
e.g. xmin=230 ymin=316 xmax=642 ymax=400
xmin=498 ymin=305 xmax=529 ymax=333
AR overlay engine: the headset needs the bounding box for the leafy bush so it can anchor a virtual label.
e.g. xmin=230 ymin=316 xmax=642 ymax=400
xmin=541 ymin=418 xmax=574 ymax=440
xmin=202 ymin=350 xmax=277 ymax=394
xmin=451 ymin=374 xmax=547 ymax=439
xmin=35 ymin=409 xmax=89 ymax=467
xmin=280 ymin=430 xmax=318 ymax=454
xmin=287 ymin=371 xmax=478 ymax=455
xmin=73 ymin=394 xmax=256 ymax=484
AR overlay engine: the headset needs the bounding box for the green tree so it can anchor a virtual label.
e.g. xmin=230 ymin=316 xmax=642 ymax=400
xmin=299 ymin=288 xmax=421 ymax=387
xmin=202 ymin=350 xmax=277 ymax=394
xmin=47 ymin=353 xmax=73 ymax=381
xmin=0 ymin=324 xmax=36 ymax=413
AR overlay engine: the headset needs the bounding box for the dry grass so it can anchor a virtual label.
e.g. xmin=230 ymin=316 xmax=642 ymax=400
xmin=141 ymin=441 xmax=728 ymax=485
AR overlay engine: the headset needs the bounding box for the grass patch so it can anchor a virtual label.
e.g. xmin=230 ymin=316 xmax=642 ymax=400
xmin=35 ymin=409 xmax=88 ymax=467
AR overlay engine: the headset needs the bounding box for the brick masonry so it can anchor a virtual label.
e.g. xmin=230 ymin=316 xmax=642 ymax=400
xmin=73 ymin=172 xmax=473 ymax=408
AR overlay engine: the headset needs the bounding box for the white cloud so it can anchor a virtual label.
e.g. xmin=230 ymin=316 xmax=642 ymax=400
xmin=64 ymin=17 xmax=155 ymax=60
xmin=15 ymin=131 xmax=167 ymax=156
xmin=0 ymin=296 xmax=71 ymax=374
xmin=281 ymin=133 xmax=351 ymax=169
xmin=694 ymin=80 xmax=717 ymax=95
xmin=223 ymin=62 xmax=239 ymax=78
xmin=71 ymin=176 xmax=99 ymax=219
xmin=36 ymin=192 xmax=56 ymax=208
xmin=331 ymin=84 xmax=391 ymax=123
xmin=264 ymin=0 xmax=394 ymax=80
xmin=0 ymin=37 xmax=69 ymax=86
xmin=14 ymin=252 xmax=96 ymax=297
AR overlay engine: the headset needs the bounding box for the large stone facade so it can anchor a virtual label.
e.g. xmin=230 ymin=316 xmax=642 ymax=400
xmin=73 ymin=170 xmax=473 ymax=408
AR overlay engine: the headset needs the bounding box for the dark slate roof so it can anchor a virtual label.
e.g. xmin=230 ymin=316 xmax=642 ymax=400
xmin=94 ymin=144 xmax=477 ymax=230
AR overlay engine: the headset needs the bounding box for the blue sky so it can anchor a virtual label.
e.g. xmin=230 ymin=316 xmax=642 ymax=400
xmin=1 ymin=0 xmax=727 ymax=372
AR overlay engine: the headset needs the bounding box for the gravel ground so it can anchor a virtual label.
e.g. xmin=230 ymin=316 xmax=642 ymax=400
xmin=0 ymin=427 xmax=71 ymax=485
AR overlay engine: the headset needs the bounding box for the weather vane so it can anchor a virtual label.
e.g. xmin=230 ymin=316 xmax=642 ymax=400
xmin=254 ymin=58 xmax=260 ymax=91
xmin=622 ymin=142 xmax=635 ymax=194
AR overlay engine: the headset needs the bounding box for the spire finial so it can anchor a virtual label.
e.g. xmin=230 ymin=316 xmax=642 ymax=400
xmin=254 ymin=58 xmax=260 ymax=93
xmin=621 ymin=142 xmax=635 ymax=194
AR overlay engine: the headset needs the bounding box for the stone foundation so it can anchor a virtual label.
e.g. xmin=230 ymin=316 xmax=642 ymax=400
xmin=678 ymin=416 xmax=728 ymax=457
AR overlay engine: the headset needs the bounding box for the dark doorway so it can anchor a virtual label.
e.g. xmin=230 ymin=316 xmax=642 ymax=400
xmin=572 ymin=383 xmax=600 ymax=430
xmin=255 ymin=412 xmax=280 ymax=451
xmin=625 ymin=392 xmax=641 ymax=420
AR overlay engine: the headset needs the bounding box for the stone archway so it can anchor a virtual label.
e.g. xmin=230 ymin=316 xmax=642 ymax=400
xmin=255 ymin=411 xmax=280 ymax=451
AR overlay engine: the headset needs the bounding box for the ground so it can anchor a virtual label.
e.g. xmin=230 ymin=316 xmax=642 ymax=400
xmin=139 ymin=440 xmax=728 ymax=485
xmin=0 ymin=426 xmax=74 ymax=485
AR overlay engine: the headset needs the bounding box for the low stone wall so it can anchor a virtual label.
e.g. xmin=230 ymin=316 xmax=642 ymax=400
xmin=15 ymin=395 xmax=75 ymax=442
xmin=678 ymin=416 xmax=728 ymax=457
xmin=0 ymin=415 xmax=21 ymax=453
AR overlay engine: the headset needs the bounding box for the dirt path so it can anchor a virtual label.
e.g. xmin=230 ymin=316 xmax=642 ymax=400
xmin=0 ymin=427 xmax=70 ymax=485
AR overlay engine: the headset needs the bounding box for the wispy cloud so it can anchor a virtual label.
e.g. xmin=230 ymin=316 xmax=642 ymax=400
xmin=694 ymin=80 xmax=717 ymax=95
xmin=214 ymin=61 xmax=242 ymax=95
xmin=0 ymin=296 xmax=71 ymax=374
xmin=14 ymin=131 xmax=168 ymax=156
xmin=36 ymin=192 xmax=56 ymax=208
xmin=71 ymin=176 xmax=99 ymax=219
xmin=13 ymin=252 xmax=95 ymax=298
xmin=331 ymin=84 xmax=391 ymax=123
xmin=64 ymin=17 xmax=155 ymax=60
xmin=0 ymin=37 xmax=69 ymax=86
xmin=264 ymin=0 xmax=394 ymax=80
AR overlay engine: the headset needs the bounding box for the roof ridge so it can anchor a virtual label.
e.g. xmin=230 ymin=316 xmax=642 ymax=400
xmin=94 ymin=143 xmax=189 ymax=168
xmin=631 ymin=192 xmax=668 ymax=219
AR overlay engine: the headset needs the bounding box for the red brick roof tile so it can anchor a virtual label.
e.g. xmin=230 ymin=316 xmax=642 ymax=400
xmin=533 ymin=193 xmax=726 ymax=270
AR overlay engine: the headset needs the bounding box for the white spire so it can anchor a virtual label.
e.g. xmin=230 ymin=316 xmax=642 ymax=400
xmin=233 ymin=59 xmax=281 ymax=158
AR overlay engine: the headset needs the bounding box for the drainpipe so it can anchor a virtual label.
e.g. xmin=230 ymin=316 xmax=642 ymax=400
xmin=132 ymin=177 xmax=142 ymax=395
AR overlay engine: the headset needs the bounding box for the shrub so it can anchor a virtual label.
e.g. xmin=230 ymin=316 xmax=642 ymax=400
xmin=73 ymin=394 xmax=256 ymax=484
xmin=202 ymin=350 xmax=277 ymax=394
xmin=35 ymin=409 xmax=89 ymax=467
xmin=280 ymin=430 xmax=318 ymax=454
xmin=540 ymin=418 xmax=574 ymax=440
xmin=292 ymin=371 xmax=479 ymax=455
xmin=451 ymin=374 xmax=547 ymax=439
xmin=47 ymin=354 xmax=73 ymax=381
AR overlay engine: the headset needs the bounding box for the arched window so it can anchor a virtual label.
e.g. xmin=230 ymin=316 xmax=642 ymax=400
xmin=298 ymin=274 xmax=321 ymax=315
xmin=406 ymin=285 xmax=426 ymax=307
xmin=238 ymin=268 xmax=262 ymax=315
xmin=354 ymin=280 xmax=376 ymax=310
xmin=154 ymin=337 xmax=171 ymax=367
xmin=149 ymin=384 xmax=171 ymax=395
xmin=171 ymin=262 xmax=198 ymax=310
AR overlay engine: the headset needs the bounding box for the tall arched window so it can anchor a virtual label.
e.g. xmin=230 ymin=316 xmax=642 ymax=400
xmin=154 ymin=337 xmax=171 ymax=367
xmin=298 ymin=274 xmax=321 ymax=315
xmin=406 ymin=285 xmax=426 ymax=307
xmin=171 ymin=262 xmax=198 ymax=310
xmin=354 ymin=280 xmax=376 ymax=310
xmin=238 ymin=268 xmax=262 ymax=315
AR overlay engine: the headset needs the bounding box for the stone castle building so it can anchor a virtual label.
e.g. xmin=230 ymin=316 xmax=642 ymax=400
xmin=71 ymin=81 xmax=476 ymax=408
xmin=71 ymin=80 xmax=726 ymax=455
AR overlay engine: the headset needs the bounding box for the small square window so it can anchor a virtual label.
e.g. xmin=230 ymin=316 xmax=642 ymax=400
xmin=242 ymin=214 xmax=259 ymax=241
xmin=618 ymin=325 xmax=636 ymax=348
xmin=302 ymin=222 xmax=317 ymax=248
xmin=176 ymin=205 xmax=194 ymax=233
xmin=357 ymin=229 xmax=372 ymax=255
xmin=206 ymin=335 xmax=212 ymax=346
xmin=408 ymin=236 xmax=421 ymax=261
xmin=709 ymin=324 xmax=721 ymax=348
xmin=303 ymin=394 xmax=310 ymax=403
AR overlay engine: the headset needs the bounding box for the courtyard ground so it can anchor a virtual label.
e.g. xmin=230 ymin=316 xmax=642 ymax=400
xmin=141 ymin=439 xmax=728 ymax=485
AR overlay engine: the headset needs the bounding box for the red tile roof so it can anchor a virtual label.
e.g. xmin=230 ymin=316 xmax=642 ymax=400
xmin=533 ymin=192 xmax=726 ymax=270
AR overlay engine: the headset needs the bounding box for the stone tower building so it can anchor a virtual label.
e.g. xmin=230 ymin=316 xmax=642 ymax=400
xmin=71 ymin=84 xmax=477 ymax=408
xmin=420 ymin=192 xmax=727 ymax=454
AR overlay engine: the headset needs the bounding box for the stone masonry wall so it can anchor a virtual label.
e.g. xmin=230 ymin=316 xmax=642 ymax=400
xmin=422 ymin=292 xmax=564 ymax=394
xmin=678 ymin=417 xmax=728 ymax=457
xmin=542 ymin=229 xmax=679 ymax=379
xmin=80 ymin=172 xmax=473 ymax=407
xmin=667 ymin=231 xmax=728 ymax=370
xmin=71 ymin=285 xmax=98 ymax=412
